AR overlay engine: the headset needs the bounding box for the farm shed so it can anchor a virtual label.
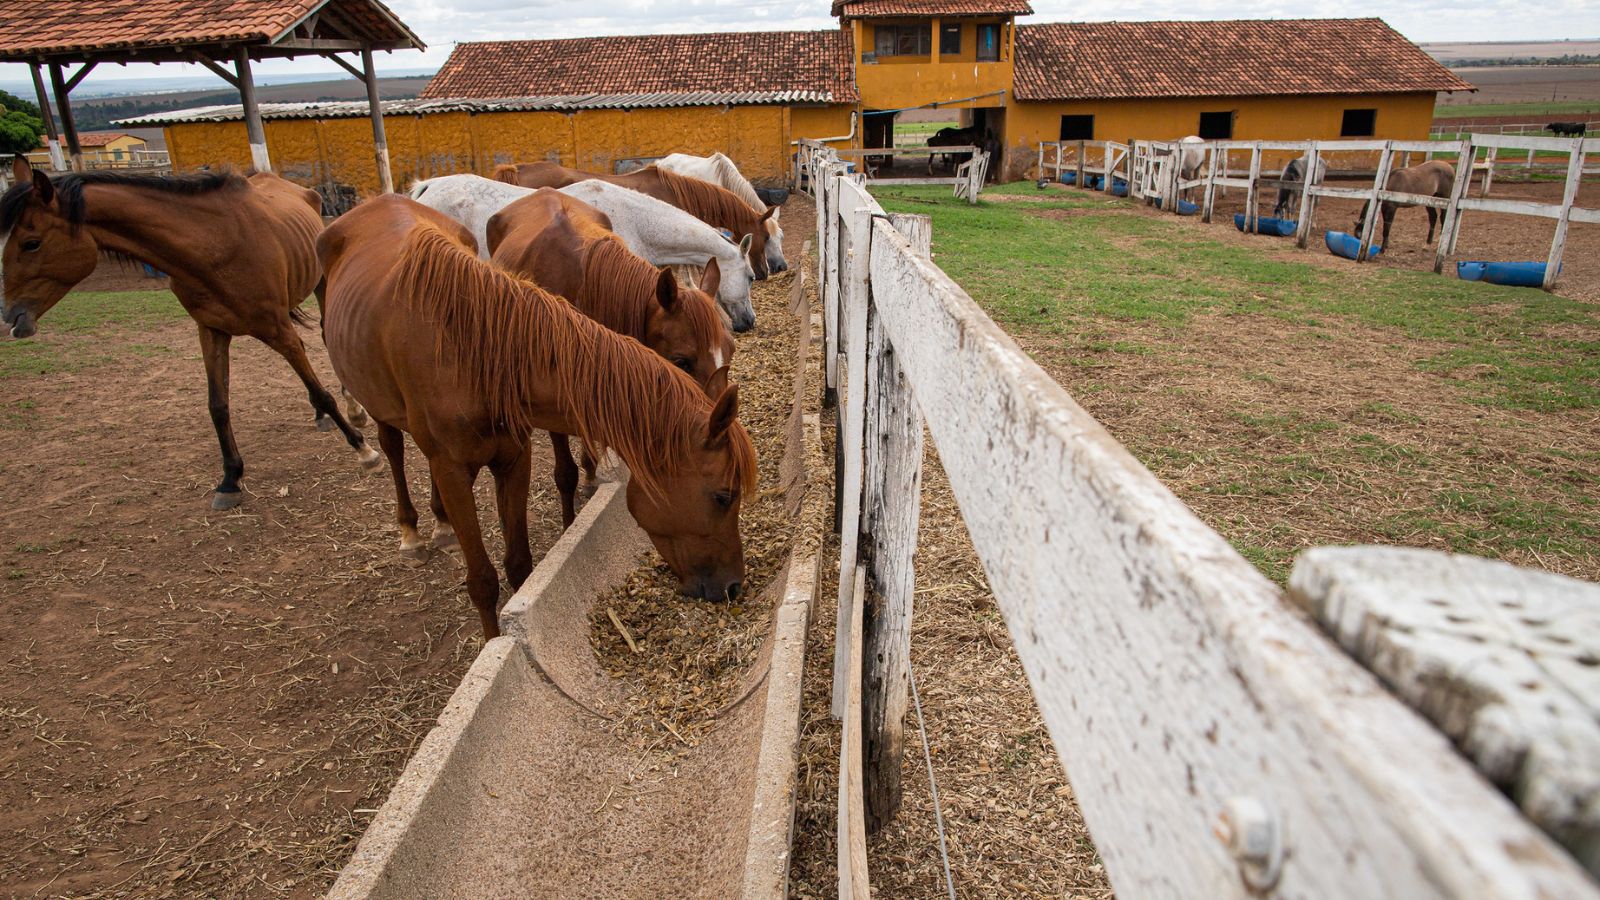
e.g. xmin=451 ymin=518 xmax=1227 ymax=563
xmin=1003 ymin=19 xmax=1474 ymax=180
xmin=124 ymin=30 xmax=859 ymax=198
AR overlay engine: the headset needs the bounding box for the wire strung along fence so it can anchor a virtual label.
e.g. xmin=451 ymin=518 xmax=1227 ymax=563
xmin=1126 ymin=134 xmax=1599 ymax=290
xmin=800 ymin=140 xmax=1600 ymax=897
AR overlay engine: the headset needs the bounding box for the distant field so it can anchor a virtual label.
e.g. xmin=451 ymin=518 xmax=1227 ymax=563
xmin=1434 ymin=100 xmax=1600 ymax=119
xmin=894 ymin=120 xmax=958 ymax=145
xmin=1423 ymin=39 xmax=1600 ymax=63
xmin=1436 ymin=66 xmax=1600 ymax=115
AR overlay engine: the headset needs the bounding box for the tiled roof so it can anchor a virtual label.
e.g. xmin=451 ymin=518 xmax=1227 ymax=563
xmin=422 ymin=31 xmax=858 ymax=103
xmin=1014 ymin=18 xmax=1474 ymax=100
xmin=833 ymin=0 xmax=1034 ymax=17
xmin=0 ymin=0 xmax=422 ymax=61
xmin=58 ymin=131 xmax=143 ymax=147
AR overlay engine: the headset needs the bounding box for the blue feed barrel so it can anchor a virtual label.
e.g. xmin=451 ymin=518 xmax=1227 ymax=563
xmin=1235 ymin=214 xmax=1296 ymax=237
xmin=1324 ymin=230 xmax=1382 ymax=259
xmin=1456 ymin=260 xmax=1555 ymax=287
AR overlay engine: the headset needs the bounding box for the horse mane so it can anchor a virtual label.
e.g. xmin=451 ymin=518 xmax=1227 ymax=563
xmin=394 ymin=221 xmax=756 ymax=498
xmin=578 ymin=235 xmax=726 ymax=355
xmin=707 ymin=153 xmax=765 ymax=214
xmin=0 ymin=169 xmax=245 ymax=233
xmin=653 ymin=166 xmax=757 ymax=229
xmin=493 ymin=164 xmax=520 ymax=185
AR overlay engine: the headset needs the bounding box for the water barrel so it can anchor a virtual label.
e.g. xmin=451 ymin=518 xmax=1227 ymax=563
xmin=1456 ymin=261 xmax=1555 ymax=287
xmin=1324 ymin=230 xmax=1382 ymax=259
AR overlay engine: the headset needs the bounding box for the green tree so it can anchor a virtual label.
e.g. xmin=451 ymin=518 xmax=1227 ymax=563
xmin=0 ymin=88 xmax=45 ymax=156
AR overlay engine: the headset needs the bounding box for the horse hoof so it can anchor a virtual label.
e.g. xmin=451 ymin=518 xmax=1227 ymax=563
xmin=350 ymin=409 xmax=370 ymax=428
xmin=211 ymin=491 xmax=244 ymax=511
xmin=432 ymin=526 xmax=459 ymax=551
xmin=315 ymin=415 xmax=334 ymax=433
xmin=358 ymin=445 xmax=383 ymax=472
xmin=399 ymin=543 xmax=430 ymax=566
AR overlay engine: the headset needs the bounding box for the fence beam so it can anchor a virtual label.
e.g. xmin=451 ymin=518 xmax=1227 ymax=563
xmin=832 ymin=178 xmax=874 ymax=718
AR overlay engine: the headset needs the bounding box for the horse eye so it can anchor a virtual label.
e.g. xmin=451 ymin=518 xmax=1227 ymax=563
xmin=672 ymin=357 xmax=692 ymax=372
xmin=20 ymin=239 xmax=41 ymax=252
xmin=713 ymin=490 xmax=735 ymax=509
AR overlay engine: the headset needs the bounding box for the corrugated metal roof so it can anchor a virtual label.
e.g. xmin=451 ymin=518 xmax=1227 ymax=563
xmin=115 ymin=91 xmax=843 ymax=127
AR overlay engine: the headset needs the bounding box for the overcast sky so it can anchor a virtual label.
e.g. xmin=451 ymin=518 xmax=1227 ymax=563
xmin=4 ymin=0 xmax=1596 ymax=84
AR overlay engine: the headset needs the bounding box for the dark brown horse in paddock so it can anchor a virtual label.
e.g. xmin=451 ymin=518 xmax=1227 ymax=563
xmin=0 ymin=160 xmax=377 ymax=510
xmin=1354 ymin=159 xmax=1456 ymax=249
xmin=486 ymin=187 xmax=735 ymax=526
xmin=494 ymin=161 xmax=782 ymax=279
xmin=318 ymin=195 xmax=756 ymax=639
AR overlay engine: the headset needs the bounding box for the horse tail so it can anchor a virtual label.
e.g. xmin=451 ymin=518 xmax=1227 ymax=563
xmin=493 ymin=164 xmax=520 ymax=186
xmin=289 ymin=302 xmax=317 ymax=329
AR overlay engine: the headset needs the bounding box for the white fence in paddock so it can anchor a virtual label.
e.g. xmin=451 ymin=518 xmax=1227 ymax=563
xmin=796 ymin=138 xmax=988 ymax=203
xmin=1036 ymin=139 xmax=1129 ymax=196
xmin=1123 ymin=135 xmax=1599 ymax=290
xmin=802 ymin=143 xmax=1600 ymax=897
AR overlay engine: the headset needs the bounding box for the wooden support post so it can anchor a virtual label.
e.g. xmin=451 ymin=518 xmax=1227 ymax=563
xmin=1356 ymin=142 xmax=1394 ymax=262
xmin=862 ymin=213 xmax=928 ymax=833
xmin=360 ymin=47 xmax=393 ymax=194
xmin=1074 ymin=139 xmax=1084 ymax=188
xmin=1543 ymin=138 xmax=1584 ymax=291
xmin=29 ymin=65 xmax=64 ymax=171
xmin=1202 ymin=145 xmax=1219 ymax=222
xmin=1244 ymin=146 xmax=1262 ymax=232
xmin=836 ymin=564 xmax=870 ymax=900
xmin=1481 ymin=146 xmax=1496 ymax=197
xmin=1036 ymin=142 xmax=1044 ymax=183
xmin=1055 ymin=141 xmax=1062 ymax=184
xmin=1433 ymin=140 xmax=1474 ymax=274
xmin=832 ymin=180 xmax=872 ymax=717
xmin=46 ymin=62 xmax=81 ymax=172
xmin=821 ymin=171 xmax=841 ymax=400
xmin=1294 ymin=142 xmax=1320 ymax=249
xmin=234 ymin=46 xmax=271 ymax=173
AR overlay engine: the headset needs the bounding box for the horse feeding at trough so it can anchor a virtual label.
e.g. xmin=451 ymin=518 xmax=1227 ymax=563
xmin=654 ymin=152 xmax=786 ymax=273
xmin=1548 ymin=122 xmax=1588 ymax=137
xmin=485 ymin=187 xmax=734 ymax=526
xmin=494 ymin=161 xmax=784 ymax=280
xmin=1177 ymin=135 xmax=1207 ymax=201
xmin=0 ymin=161 xmax=377 ymax=511
xmin=1273 ymin=154 xmax=1328 ymax=217
xmin=409 ymin=174 xmax=758 ymax=331
xmin=317 ymin=195 xmax=757 ymax=639
xmin=1354 ymin=159 xmax=1456 ymax=248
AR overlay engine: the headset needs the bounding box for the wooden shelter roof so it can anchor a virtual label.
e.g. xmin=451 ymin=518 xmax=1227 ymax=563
xmin=0 ymin=0 xmax=423 ymax=62
xmin=832 ymin=0 xmax=1033 ymax=18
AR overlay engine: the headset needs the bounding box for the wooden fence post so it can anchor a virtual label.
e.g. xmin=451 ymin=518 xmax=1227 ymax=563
xmin=1543 ymin=137 xmax=1585 ymax=290
xmin=862 ymin=213 xmax=929 ymax=833
xmin=1482 ymin=146 xmax=1497 ymax=197
xmin=1202 ymin=145 xmax=1220 ymax=222
xmin=1433 ymin=139 xmax=1474 ymax=274
xmin=1075 ymin=139 xmax=1085 ymax=188
xmin=1294 ymin=142 xmax=1320 ymax=249
xmin=837 ymin=562 xmax=870 ymax=900
xmin=832 ymin=181 xmax=873 ymax=718
xmin=1243 ymin=145 xmax=1262 ymax=232
xmin=1356 ymin=142 xmax=1394 ymax=262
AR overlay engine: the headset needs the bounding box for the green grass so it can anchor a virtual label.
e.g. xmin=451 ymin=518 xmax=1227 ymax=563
xmin=1433 ymin=100 xmax=1600 ymax=119
xmin=0 ymin=290 xmax=187 ymax=379
xmin=893 ymin=120 xmax=958 ymax=146
xmin=871 ymin=183 xmax=1600 ymax=411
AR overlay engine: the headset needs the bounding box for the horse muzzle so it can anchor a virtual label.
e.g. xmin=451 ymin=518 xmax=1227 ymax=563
xmin=3 ymin=307 xmax=35 ymax=340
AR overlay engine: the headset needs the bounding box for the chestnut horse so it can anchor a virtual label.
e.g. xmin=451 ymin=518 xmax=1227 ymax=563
xmin=317 ymin=195 xmax=756 ymax=639
xmin=486 ymin=187 xmax=734 ymax=525
xmin=0 ymin=161 xmax=377 ymax=510
xmin=1354 ymin=160 xmax=1456 ymax=248
xmin=494 ymin=161 xmax=783 ymax=279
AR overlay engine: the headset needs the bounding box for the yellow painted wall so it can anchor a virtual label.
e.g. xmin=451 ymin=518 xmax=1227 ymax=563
xmin=852 ymin=16 xmax=1014 ymax=110
xmin=1002 ymin=92 xmax=1438 ymax=179
xmin=163 ymin=103 xmax=860 ymax=197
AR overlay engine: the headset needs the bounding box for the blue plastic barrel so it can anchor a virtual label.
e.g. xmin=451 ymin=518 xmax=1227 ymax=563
xmin=1155 ymin=197 xmax=1200 ymax=215
xmin=1059 ymin=172 xmax=1078 ymax=185
xmin=1235 ymin=214 xmax=1296 ymax=236
xmin=1324 ymin=230 xmax=1382 ymax=259
xmin=1456 ymin=260 xmax=1556 ymax=287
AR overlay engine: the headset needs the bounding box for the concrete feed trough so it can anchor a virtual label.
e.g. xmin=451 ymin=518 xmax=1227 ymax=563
xmin=330 ymin=294 xmax=821 ymax=899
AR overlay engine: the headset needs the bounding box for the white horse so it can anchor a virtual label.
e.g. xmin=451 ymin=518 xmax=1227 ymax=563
xmin=1177 ymin=135 xmax=1207 ymax=201
xmin=408 ymin=174 xmax=757 ymax=332
xmin=655 ymin=152 xmax=786 ymax=275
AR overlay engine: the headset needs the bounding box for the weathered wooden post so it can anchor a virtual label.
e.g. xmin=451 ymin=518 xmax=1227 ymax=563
xmin=862 ymin=212 xmax=929 ymax=832
xmin=234 ymin=46 xmax=271 ymax=173
xmin=1202 ymin=144 xmax=1220 ymax=222
xmin=360 ymin=47 xmax=394 ymax=194
xmin=1543 ymin=137 xmax=1585 ymax=291
xmin=1074 ymin=139 xmax=1085 ymax=188
xmin=832 ymin=177 xmax=873 ymax=717
xmin=1243 ymin=144 xmax=1262 ymax=232
xmin=1432 ymin=139 xmax=1474 ymax=274
xmin=1356 ymin=142 xmax=1394 ymax=262
xmin=46 ymin=62 xmax=82 ymax=172
xmin=28 ymin=65 xmax=65 ymax=171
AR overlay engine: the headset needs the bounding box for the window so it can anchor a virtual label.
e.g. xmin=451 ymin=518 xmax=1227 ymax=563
xmin=1198 ymin=111 xmax=1234 ymax=139
xmin=1341 ymin=108 xmax=1377 ymax=137
xmin=940 ymin=23 xmax=961 ymax=55
xmin=875 ymin=24 xmax=931 ymax=57
xmin=976 ymin=24 xmax=1000 ymax=61
xmin=1059 ymin=115 xmax=1094 ymax=141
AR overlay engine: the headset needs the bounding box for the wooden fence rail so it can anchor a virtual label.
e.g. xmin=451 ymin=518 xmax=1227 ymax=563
xmin=801 ymin=143 xmax=1600 ymax=898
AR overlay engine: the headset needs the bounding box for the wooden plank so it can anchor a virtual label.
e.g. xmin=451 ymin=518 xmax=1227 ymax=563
xmin=862 ymin=213 xmax=1598 ymax=899
xmin=1356 ymin=142 xmax=1394 ymax=261
xmin=1544 ymin=139 xmax=1585 ymax=290
xmin=1472 ymin=132 xmax=1600 ymax=153
xmin=1455 ymin=197 xmax=1564 ymax=218
xmin=1433 ymin=140 xmax=1475 ymax=274
xmin=28 ymin=65 xmax=64 ymax=171
xmin=831 ymin=178 xmax=873 ymax=718
xmin=233 ymin=47 xmax=271 ymax=173
xmin=360 ymin=48 xmax=394 ymax=194
xmin=1243 ymin=146 xmax=1262 ymax=232
xmin=821 ymin=172 xmax=841 ymax=396
xmin=1294 ymin=144 xmax=1321 ymax=249
xmin=1289 ymin=546 xmax=1600 ymax=875
xmin=1202 ymin=145 xmax=1219 ymax=222
xmin=46 ymin=63 xmax=82 ymax=172
xmin=836 ymin=564 xmax=870 ymax=900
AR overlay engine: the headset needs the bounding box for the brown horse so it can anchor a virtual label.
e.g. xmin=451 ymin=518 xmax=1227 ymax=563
xmin=486 ymin=187 xmax=735 ymax=526
xmin=317 ymin=195 xmax=756 ymax=639
xmin=1354 ymin=159 xmax=1456 ymax=248
xmin=0 ymin=160 xmax=377 ymax=510
xmin=494 ymin=161 xmax=782 ymax=279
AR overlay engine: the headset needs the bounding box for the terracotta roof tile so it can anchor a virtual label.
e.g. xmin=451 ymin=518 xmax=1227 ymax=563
xmin=833 ymin=0 xmax=1033 ymax=17
xmin=1015 ymin=19 xmax=1473 ymax=100
xmin=422 ymin=31 xmax=859 ymax=104
xmin=0 ymin=0 xmax=420 ymax=60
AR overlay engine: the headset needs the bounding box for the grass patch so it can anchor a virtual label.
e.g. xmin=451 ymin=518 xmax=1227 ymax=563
xmin=893 ymin=120 xmax=958 ymax=145
xmin=0 ymin=290 xmax=186 ymax=378
xmin=1433 ymin=100 xmax=1600 ymax=119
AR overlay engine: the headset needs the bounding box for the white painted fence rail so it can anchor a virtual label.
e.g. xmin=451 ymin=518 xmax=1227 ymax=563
xmin=1036 ymin=140 xmax=1129 ymax=196
xmin=798 ymin=138 xmax=987 ymax=203
xmin=801 ymin=144 xmax=1600 ymax=897
xmin=1129 ymin=135 xmax=1598 ymax=290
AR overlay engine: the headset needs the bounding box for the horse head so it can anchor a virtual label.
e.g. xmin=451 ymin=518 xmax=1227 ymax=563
xmin=625 ymin=368 xmax=756 ymax=602
xmin=720 ymin=232 xmax=758 ymax=333
xmin=644 ymin=260 xmax=736 ymax=391
xmin=759 ymin=205 xmax=786 ymax=276
xmin=2 ymin=159 xmax=99 ymax=340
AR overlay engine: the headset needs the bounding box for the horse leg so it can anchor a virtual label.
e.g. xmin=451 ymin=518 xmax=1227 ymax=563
xmin=1382 ymin=205 xmax=1395 ymax=250
xmin=429 ymin=458 xmax=500 ymax=640
xmin=492 ymin=445 xmax=534 ymax=590
xmin=429 ymin=479 xmax=459 ymax=551
xmin=197 ymin=325 xmax=245 ymax=510
xmin=263 ymin=328 xmax=380 ymax=471
xmin=1426 ymin=206 xmax=1438 ymax=245
xmin=342 ymin=388 xmax=369 ymax=429
xmin=378 ymin=423 xmax=426 ymax=561
xmin=550 ymin=432 xmax=579 ymax=529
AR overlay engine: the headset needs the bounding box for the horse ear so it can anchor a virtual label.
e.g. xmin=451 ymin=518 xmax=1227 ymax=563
xmin=760 ymin=205 xmax=778 ymax=222
xmin=655 ymin=267 xmax=678 ymax=311
xmin=31 ymin=168 xmax=54 ymax=205
xmin=705 ymin=373 xmax=737 ymax=448
xmin=698 ymin=257 xmax=721 ymax=297
xmin=11 ymin=155 xmax=30 ymax=184
xmin=738 ymin=233 xmax=753 ymax=256
xmin=768 ymin=206 xmax=780 ymax=223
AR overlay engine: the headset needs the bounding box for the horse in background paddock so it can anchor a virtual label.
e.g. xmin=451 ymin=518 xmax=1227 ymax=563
xmin=654 ymin=153 xmax=785 ymax=273
xmin=927 ymin=125 xmax=984 ymax=174
xmin=494 ymin=161 xmax=782 ymax=280
xmin=486 ymin=187 xmax=734 ymax=526
xmin=1273 ymin=154 xmax=1328 ymax=218
xmin=318 ymin=195 xmax=757 ymax=639
xmin=1547 ymin=122 xmax=1588 ymax=137
xmin=409 ymin=174 xmax=757 ymax=331
xmin=1354 ymin=159 xmax=1455 ymax=249
xmin=0 ymin=160 xmax=377 ymax=510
